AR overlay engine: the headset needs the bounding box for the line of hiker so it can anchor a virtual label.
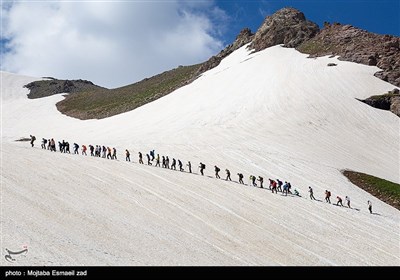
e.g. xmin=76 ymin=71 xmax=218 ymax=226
xmin=31 ymin=135 xmax=374 ymax=214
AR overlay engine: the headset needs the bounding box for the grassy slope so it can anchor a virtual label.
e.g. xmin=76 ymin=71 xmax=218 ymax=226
xmin=56 ymin=64 xmax=202 ymax=120
xmin=342 ymin=170 xmax=400 ymax=210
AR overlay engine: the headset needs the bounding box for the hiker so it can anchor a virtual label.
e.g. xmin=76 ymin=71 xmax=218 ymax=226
xmin=171 ymin=158 xmax=176 ymax=170
xmin=268 ymin=178 xmax=274 ymax=190
xmin=225 ymin=169 xmax=231 ymax=181
xmin=41 ymin=138 xmax=47 ymax=149
xmin=89 ymin=145 xmax=94 ymax=156
xmin=112 ymin=147 xmax=117 ymax=160
xmin=30 ymin=135 xmax=36 ymax=147
xmin=237 ymin=173 xmax=244 ymax=184
xmin=251 ymin=175 xmax=257 ymax=187
xmin=73 ymin=143 xmax=79 ymax=154
xmin=107 ymin=147 xmax=112 ymax=159
xmin=126 ymin=149 xmax=130 ymax=161
xmin=102 ymin=146 xmax=107 ymax=158
xmin=336 ymin=196 xmax=343 ymax=206
xmin=150 ymin=150 xmax=155 ymax=161
xmin=214 ymin=165 xmax=220 ymax=179
xmin=50 ymin=138 xmax=56 ymax=152
xmin=162 ymin=156 xmax=166 ymax=168
xmin=345 ymin=196 xmax=351 ymax=208
xmin=283 ymin=181 xmax=289 ymax=195
xmin=199 ymin=162 xmax=205 ymax=176
xmin=138 ymin=152 xmax=143 ymax=164
xmin=271 ymin=180 xmax=277 ymax=193
xmin=368 ymin=200 xmax=373 ymax=214
xmin=293 ymin=189 xmax=300 ymax=196
xmin=276 ymin=179 xmax=283 ymax=192
xmin=309 ymin=186 xmax=316 ymax=200
xmin=82 ymin=145 xmax=87 ymax=155
xmin=287 ymin=182 xmax=292 ymax=194
xmin=258 ymin=177 xmax=263 ymax=188
xmin=59 ymin=141 xmax=65 ymax=153
xmin=178 ymin=160 xmax=184 ymax=171
xmin=155 ymin=154 xmax=160 ymax=167
xmin=165 ymin=156 xmax=170 ymax=169
xmin=187 ymin=161 xmax=192 ymax=173
xmin=147 ymin=154 xmax=152 ymax=165
xmin=325 ymin=190 xmax=331 ymax=203
xmin=65 ymin=142 xmax=70 ymax=153
xmin=47 ymin=139 xmax=51 ymax=150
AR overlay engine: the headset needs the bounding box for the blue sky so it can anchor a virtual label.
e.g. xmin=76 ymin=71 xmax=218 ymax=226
xmin=217 ymin=0 xmax=399 ymax=44
xmin=1 ymin=0 xmax=398 ymax=88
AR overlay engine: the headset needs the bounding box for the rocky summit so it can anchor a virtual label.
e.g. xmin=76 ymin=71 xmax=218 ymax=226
xmin=250 ymin=7 xmax=320 ymax=51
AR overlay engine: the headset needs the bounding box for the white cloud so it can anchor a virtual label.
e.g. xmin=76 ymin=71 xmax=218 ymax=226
xmin=1 ymin=1 xmax=227 ymax=88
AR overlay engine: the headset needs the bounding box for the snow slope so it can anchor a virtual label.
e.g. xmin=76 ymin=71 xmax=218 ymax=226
xmin=1 ymin=45 xmax=399 ymax=265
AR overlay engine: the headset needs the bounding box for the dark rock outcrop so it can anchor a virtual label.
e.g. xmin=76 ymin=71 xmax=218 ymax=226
xmin=250 ymin=7 xmax=319 ymax=51
xmin=297 ymin=23 xmax=400 ymax=87
xmin=24 ymin=79 xmax=105 ymax=99
xmin=359 ymin=88 xmax=400 ymax=117
xmin=196 ymin=28 xmax=254 ymax=75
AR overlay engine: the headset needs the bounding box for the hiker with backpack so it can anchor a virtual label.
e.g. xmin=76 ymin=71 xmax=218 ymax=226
xmin=187 ymin=161 xmax=192 ymax=173
xmin=30 ymin=135 xmax=36 ymax=147
xmin=178 ymin=160 xmax=184 ymax=171
xmin=89 ymin=145 xmax=94 ymax=156
xmin=276 ymin=179 xmax=283 ymax=192
xmin=336 ymin=196 xmax=343 ymax=206
xmin=171 ymin=158 xmax=176 ymax=170
xmin=225 ymin=169 xmax=231 ymax=181
xmin=325 ymin=190 xmax=331 ymax=203
xmin=138 ymin=152 xmax=143 ymax=164
xmin=82 ymin=145 xmax=87 ymax=156
xmin=258 ymin=176 xmax=264 ymax=188
xmin=126 ymin=149 xmax=130 ymax=161
xmin=271 ymin=180 xmax=277 ymax=193
xmin=251 ymin=175 xmax=257 ymax=187
xmin=73 ymin=143 xmax=79 ymax=154
xmin=237 ymin=173 xmax=244 ymax=184
xmin=41 ymin=138 xmax=47 ymax=149
xmin=199 ymin=162 xmax=206 ymax=176
xmin=214 ymin=165 xmax=221 ymax=179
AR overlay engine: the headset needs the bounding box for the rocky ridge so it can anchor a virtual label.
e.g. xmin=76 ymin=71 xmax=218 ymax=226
xmin=359 ymin=88 xmax=400 ymax=117
xmin=25 ymin=78 xmax=105 ymax=99
xmin=297 ymin=22 xmax=400 ymax=87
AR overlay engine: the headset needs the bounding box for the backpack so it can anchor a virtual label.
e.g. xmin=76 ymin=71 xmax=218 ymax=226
xmin=44 ymin=139 xmax=47 ymax=144
xmin=32 ymin=136 xmax=36 ymax=141
xmin=327 ymin=191 xmax=331 ymax=197
xmin=216 ymin=167 xmax=220 ymax=172
xmin=202 ymin=163 xmax=206 ymax=169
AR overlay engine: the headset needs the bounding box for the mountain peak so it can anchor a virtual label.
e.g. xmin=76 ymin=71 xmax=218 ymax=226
xmin=250 ymin=7 xmax=319 ymax=51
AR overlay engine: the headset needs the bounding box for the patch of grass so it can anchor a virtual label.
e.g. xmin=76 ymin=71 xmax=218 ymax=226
xmin=297 ymin=40 xmax=326 ymax=54
xmin=56 ymin=64 xmax=203 ymax=119
xmin=342 ymin=170 xmax=400 ymax=210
